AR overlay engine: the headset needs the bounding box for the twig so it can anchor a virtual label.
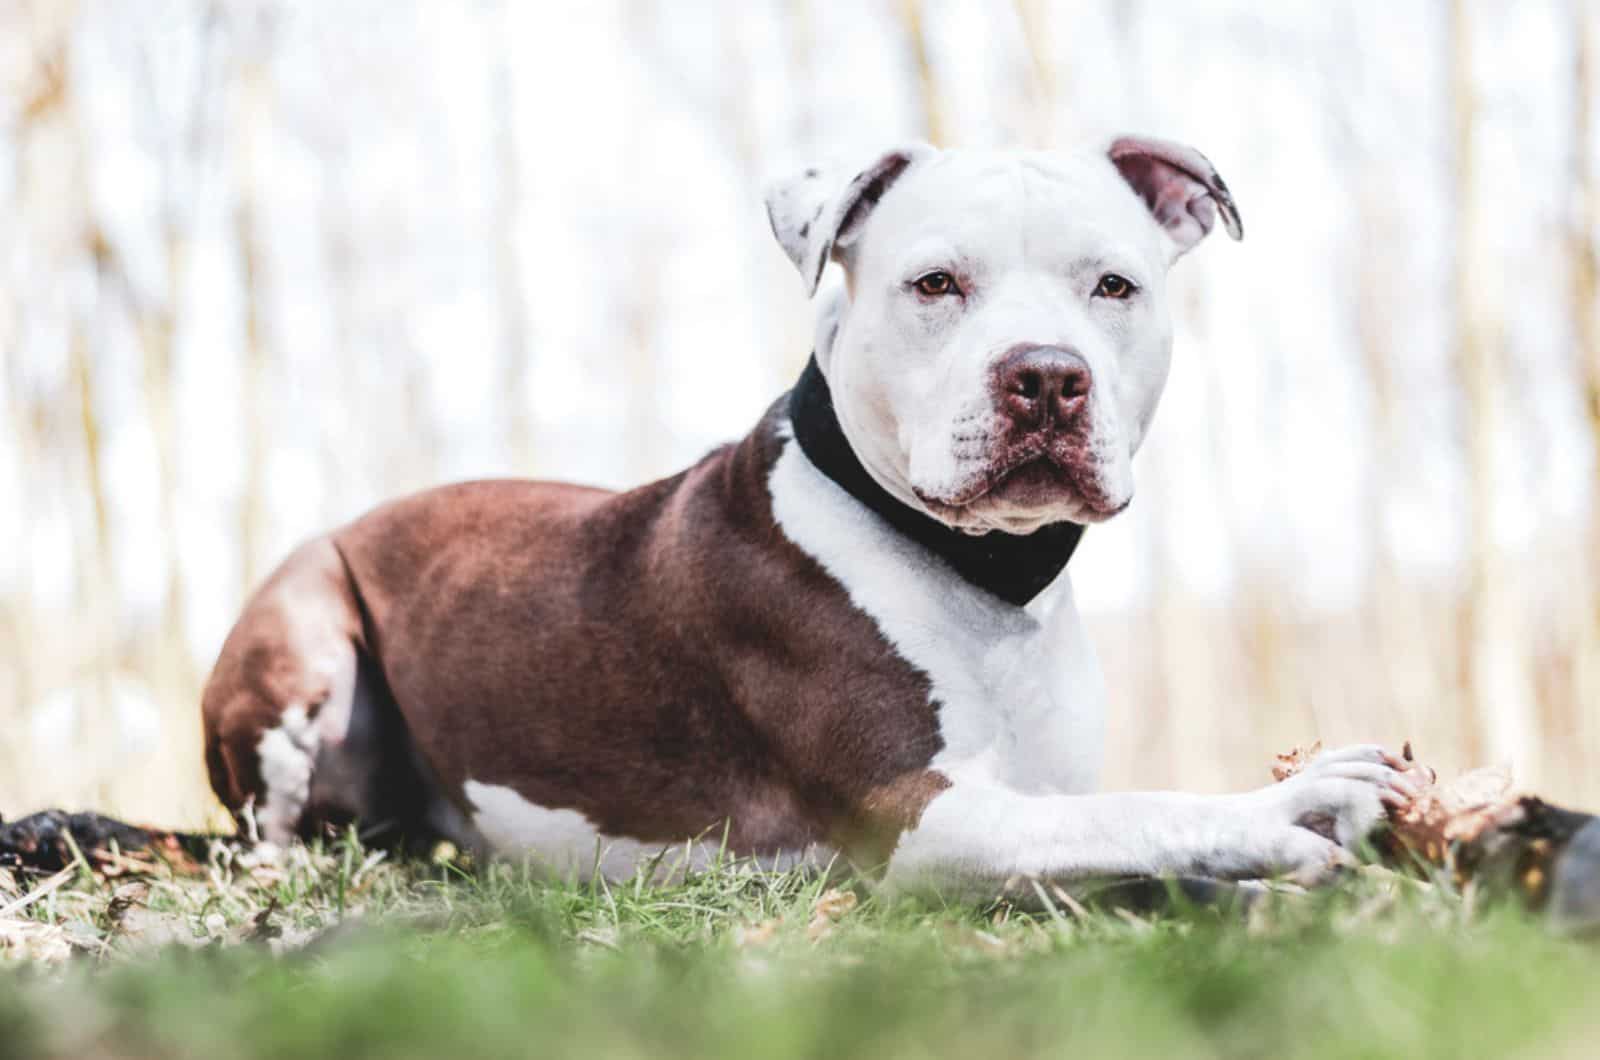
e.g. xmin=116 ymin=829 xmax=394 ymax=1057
xmin=0 ymin=867 xmax=75 ymax=919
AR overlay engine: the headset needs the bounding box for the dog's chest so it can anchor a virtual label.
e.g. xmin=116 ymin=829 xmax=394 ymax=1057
xmin=768 ymin=437 xmax=1106 ymax=795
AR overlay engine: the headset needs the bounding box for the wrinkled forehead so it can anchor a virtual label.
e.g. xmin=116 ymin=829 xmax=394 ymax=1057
xmin=856 ymin=149 xmax=1164 ymax=273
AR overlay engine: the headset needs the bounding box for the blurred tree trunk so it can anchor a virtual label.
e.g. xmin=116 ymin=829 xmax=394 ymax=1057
xmin=1576 ymin=2 xmax=1599 ymax=435
xmin=44 ymin=38 xmax=117 ymax=627
xmin=489 ymin=2 xmax=534 ymax=475
xmin=232 ymin=24 xmax=272 ymax=593
xmin=1569 ymin=0 xmax=1600 ymax=789
xmin=10 ymin=91 xmax=58 ymax=726
xmin=1178 ymin=289 xmax=1245 ymax=785
xmin=774 ymin=0 xmax=821 ymax=380
xmin=16 ymin=5 xmax=119 ymax=797
xmin=0 ymin=7 xmax=31 ymax=727
xmin=619 ymin=1 xmax=667 ymax=482
xmin=726 ymin=5 xmax=812 ymax=389
xmin=317 ymin=144 xmax=360 ymax=514
xmin=123 ymin=17 xmax=222 ymax=691
xmin=1013 ymin=0 xmax=1062 ymax=145
xmin=784 ymin=0 xmax=817 ymax=155
xmin=621 ymin=245 xmax=665 ymax=481
xmin=1450 ymin=0 xmax=1535 ymax=775
xmin=897 ymin=0 xmax=947 ymax=146
xmin=143 ymin=256 xmax=190 ymax=678
xmin=1356 ymin=177 xmax=1442 ymax=753
xmin=17 ymin=30 xmax=115 ymax=593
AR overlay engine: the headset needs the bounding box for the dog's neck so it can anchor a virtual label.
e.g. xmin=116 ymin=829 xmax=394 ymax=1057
xmin=787 ymin=355 xmax=1083 ymax=607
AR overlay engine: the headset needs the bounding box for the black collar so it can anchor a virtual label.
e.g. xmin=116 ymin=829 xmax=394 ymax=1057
xmin=788 ymin=355 xmax=1084 ymax=607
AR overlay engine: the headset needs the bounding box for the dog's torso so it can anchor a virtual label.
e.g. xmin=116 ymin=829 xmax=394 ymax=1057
xmin=206 ymin=399 xmax=1101 ymax=875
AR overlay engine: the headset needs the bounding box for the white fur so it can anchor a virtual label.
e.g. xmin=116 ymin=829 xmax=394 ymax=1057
xmin=769 ymin=431 xmax=1107 ymax=796
xmin=769 ymin=436 xmax=1407 ymax=897
xmin=462 ymin=780 xmax=834 ymax=882
xmin=256 ymin=705 xmax=319 ymax=845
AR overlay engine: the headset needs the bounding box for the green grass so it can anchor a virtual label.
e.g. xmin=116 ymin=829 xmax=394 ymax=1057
xmin=0 ymin=836 xmax=1595 ymax=1060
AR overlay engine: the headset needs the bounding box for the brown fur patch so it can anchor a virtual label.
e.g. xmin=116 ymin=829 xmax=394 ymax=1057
xmin=202 ymin=401 xmax=952 ymax=869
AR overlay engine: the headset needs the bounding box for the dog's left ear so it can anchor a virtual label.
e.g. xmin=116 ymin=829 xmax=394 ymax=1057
xmin=1108 ymin=135 xmax=1243 ymax=260
xmin=765 ymin=144 xmax=937 ymax=296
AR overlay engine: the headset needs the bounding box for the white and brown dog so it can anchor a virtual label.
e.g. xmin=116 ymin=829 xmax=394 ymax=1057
xmin=201 ymin=136 xmax=1415 ymax=897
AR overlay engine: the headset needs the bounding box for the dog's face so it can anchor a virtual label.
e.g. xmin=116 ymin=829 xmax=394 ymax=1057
xmin=767 ymin=138 xmax=1241 ymax=535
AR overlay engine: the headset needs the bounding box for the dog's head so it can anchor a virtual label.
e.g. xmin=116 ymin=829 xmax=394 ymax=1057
xmin=766 ymin=138 xmax=1241 ymax=535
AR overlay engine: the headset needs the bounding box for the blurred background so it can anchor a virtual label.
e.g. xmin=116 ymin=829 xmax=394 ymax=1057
xmin=2 ymin=0 xmax=1597 ymax=828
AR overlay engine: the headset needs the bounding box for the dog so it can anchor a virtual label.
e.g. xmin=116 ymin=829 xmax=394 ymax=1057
xmin=201 ymin=135 xmax=1414 ymax=896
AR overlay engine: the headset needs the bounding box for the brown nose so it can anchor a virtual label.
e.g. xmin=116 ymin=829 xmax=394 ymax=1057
xmin=995 ymin=344 xmax=1092 ymax=430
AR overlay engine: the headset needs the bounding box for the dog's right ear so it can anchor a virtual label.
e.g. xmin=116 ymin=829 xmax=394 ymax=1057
xmin=765 ymin=144 xmax=935 ymax=297
xmin=1108 ymin=135 xmax=1242 ymax=261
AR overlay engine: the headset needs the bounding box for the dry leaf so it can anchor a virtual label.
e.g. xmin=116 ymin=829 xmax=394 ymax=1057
xmin=1271 ymin=741 xmax=1323 ymax=783
xmin=733 ymin=919 xmax=779 ymax=948
xmin=806 ymin=888 xmax=858 ymax=941
xmin=1271 ymin=740 xmax=1523 ymax=873
xmin=1389 ymin=763 xmax=1519 ymax=859
xmin=813 ymin=888 xmax=857 ymax=920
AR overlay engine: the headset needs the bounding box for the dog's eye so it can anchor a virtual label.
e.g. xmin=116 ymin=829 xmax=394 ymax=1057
xmin=912 ymin=271 xmax=961 ymax=298
xmin=1093 ymin=273 xmax=1136 ymax=300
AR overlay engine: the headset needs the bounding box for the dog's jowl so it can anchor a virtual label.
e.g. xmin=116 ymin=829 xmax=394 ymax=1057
xmin=201 ymin=137 xmax=1413 ymax=896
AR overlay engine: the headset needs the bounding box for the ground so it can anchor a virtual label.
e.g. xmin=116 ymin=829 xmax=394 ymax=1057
xmin=0 ymin=836 xmax=1595 ymax=1059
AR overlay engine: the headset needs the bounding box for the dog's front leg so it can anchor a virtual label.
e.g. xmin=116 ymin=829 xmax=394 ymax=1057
xmin=883 ymin=744 xmax=1416 ymax=900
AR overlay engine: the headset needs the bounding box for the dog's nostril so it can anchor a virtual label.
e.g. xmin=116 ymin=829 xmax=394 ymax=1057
xmin=996 ymin=344 xmax=1092 ymax=429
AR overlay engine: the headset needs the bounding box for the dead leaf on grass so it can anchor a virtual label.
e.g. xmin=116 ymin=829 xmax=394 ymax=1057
xmin=1270 ymin=740 xmax=1323 ymax=782
xmin=1272 ymin=740 xmax=1522 ymax=871
xmin=806 ymin=887 xmax=857 ymax=941
xmin=733 ymin=919 xmax=779 ymax=948
xmin=1389 ymin=763 xmax=1519 ymax=861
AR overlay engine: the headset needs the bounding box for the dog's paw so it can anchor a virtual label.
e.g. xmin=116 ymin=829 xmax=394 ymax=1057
xmin=1234 ymin=744 xmax=1416 ymax=883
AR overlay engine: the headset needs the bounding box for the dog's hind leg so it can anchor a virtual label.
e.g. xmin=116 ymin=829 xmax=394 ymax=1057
xmin=305 ymin=648 xmax=433 ymax=846
xmin=202 ymin=538 xmax=384 ymax=846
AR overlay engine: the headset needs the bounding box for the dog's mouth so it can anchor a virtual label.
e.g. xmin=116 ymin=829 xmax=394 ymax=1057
xmin=914 ymin=452 xmax=1130 ymax=527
